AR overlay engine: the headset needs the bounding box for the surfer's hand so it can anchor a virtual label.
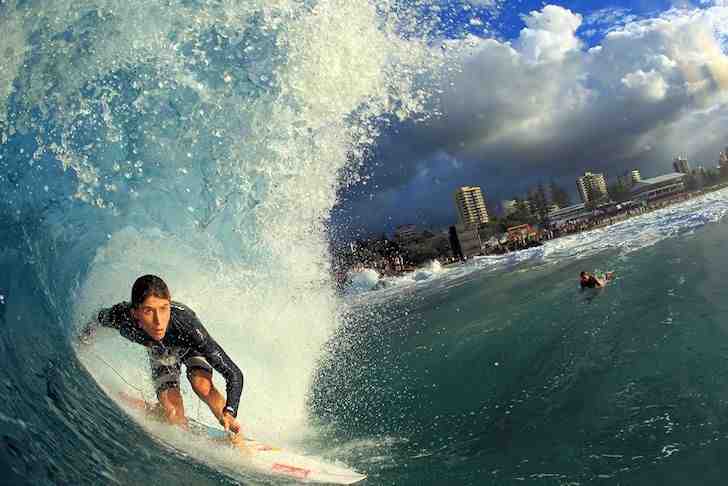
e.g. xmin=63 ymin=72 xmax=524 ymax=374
xmin=220 ymin=412 xmax=241 ymax=434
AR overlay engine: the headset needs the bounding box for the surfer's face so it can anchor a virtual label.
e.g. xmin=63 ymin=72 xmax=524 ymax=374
xmin=133 ymin=295 xmax=171 ymax=341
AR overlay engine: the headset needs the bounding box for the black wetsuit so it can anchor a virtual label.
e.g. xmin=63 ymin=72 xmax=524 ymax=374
xmin=580 ymin=276 xmax=599 ymax=289
xmin=81 ymin=301 xmax=244 ymax=417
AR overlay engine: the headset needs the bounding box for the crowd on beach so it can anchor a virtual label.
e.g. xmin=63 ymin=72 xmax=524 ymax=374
xmin=482 ymin=187 xmax=719 ymax=256
xmin=335 ymin=182 xmax=728 ymax=288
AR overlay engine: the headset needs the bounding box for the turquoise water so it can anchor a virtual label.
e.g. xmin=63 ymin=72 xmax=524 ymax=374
xmin=313 ymin=195 xmax=728 ymax=484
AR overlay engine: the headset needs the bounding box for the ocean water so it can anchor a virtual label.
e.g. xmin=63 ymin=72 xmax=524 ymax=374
xmin=3 ymin=1 xmax=728 ymax=485
xmin=316 ymin=191 xmax=728 ymax=485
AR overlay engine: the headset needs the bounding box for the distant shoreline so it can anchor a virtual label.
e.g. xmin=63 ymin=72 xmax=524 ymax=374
xmin=542 ymin=181 xmax=728 ymax=243
xmin=336 ymin=181 xmax=728 ymax=286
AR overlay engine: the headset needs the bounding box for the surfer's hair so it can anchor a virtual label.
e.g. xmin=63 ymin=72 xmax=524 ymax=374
xmin=580 ymin=271 xmax=587 ymax=277
xmin=131 ymin=274 xmax=171 ymax=307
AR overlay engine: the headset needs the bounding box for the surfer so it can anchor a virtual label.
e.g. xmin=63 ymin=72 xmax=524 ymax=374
xmin=579 ymin=271 xmax=614 ymax=289
xmin=79 ymin=274 xmax=243 ymax=435
xmin=0 ymin=290 xmax=6 ymax=323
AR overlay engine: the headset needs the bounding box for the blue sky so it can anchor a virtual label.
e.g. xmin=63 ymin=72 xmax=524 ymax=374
xmin=439 ymin=0 xmax=676 ymax=42
xmin=334 ymin=0 xmax=728 ymax=238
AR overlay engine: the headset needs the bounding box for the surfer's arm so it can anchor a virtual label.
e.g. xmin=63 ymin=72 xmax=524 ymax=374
xmin=190 ymin=322 xmax=244 ymax=417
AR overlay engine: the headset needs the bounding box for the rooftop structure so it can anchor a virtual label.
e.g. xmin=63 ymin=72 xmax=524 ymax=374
xmin=547 ymin=203 xmax=590 ymax=225
xmin=631 ymin=172 xmax=686 ymax=201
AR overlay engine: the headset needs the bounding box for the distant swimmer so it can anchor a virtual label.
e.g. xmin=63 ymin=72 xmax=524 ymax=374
xmin=79 ymin=275 xmax=244 ymax=435
xmin=579 ymin=271 xmax=614 ymax=289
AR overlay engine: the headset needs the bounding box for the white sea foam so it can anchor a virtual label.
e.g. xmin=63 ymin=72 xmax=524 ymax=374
xmin=346 ymin=268 xmax=381 ymax=293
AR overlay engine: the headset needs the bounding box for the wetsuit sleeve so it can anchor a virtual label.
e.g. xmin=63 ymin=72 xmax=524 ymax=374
xmin=187 ymin=315 xmax=244 ymax=417
xmin=78 ymin=304 xmax=125 ymax=344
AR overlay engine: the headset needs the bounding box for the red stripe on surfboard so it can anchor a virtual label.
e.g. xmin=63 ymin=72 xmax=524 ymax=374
xmin=271 ymin=463 xmax=311 ymax=479
xmin=118 ymin=391 xmax=149 ymax=410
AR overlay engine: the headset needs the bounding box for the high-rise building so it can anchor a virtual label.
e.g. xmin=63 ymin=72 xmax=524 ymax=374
xmin=630 ymin=169 xmax=641 ymax=185
xmin=673 ymin=155 xmax=690 ymax=174
xmin=454 ymin=186 xmax=489 ymax=227
xmin=576 ymin=172 xmax=607 ymax=205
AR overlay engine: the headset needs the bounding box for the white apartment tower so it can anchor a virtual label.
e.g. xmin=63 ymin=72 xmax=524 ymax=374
xmin=454 ymin=186 xmax=489 ymax=227
xmin=576 ymin=172 xmax=608 ymax=205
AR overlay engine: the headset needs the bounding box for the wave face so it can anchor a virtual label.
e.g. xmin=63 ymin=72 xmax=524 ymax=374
xmin=0 ymin=0 xmax=439 ymax=483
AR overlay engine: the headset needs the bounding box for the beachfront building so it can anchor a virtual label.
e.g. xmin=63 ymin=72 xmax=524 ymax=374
xmin=454 ymin=186 xmax=490 ymax=227
xmin=506 ymin=224 xmax=538 ymax=242
xmin=394 ymin=224 xmax=418 ymax=244
xmin=630 ymin=173 xmax=686 ymax=201
xmin=547 ymin=203 xmax=590 ymax=226
xmin=673 ymin=156 xmax=690 ymax=174
xmin=576 ymin=172 xmax=608 ymax=205
xmin=449 ymin=224 xmax=482 ymax=260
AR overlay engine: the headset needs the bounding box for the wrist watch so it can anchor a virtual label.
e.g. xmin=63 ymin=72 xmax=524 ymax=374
xmin=223 ymin=405 xmax=236 ymax=417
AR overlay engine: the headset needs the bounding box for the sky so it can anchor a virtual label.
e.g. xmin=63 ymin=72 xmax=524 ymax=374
xmin=333 ymin=0 xmax=728 ymax=238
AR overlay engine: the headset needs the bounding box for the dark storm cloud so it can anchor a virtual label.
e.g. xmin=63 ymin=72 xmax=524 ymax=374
xmin=338 ymin=4 xmax=728 ymax=233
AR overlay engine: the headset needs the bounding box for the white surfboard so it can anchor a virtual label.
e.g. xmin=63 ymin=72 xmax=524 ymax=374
xmin=117 ymin=392 xmax=366 ymax=484
xmin=200 ymin=424 xmax=366 ymax=484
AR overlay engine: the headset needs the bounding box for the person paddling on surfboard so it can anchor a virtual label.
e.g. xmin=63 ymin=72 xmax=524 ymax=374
xmin=579 ymin=270 xmax=614 ymax=289
xmin=79 ymin=274 xmax=244 ymax=435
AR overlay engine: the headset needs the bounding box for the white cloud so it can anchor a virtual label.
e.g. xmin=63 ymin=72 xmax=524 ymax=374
xmin=467 ymin=0 xmax=498 ymax=8
xmin=516 ymin=5 xmax=583 ymax=63
xmin=428 ymin=5 xmax=728 ymax=166
xmin=621 ymin=70 xmax=669 ymax=100
xmin=363 ymin=3 xmax=728 ymax=208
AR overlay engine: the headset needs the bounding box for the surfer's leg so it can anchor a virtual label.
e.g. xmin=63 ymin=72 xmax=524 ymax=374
xmin=147 ymin=347 xmax=187 ymax=427
xmin=188 ymin=368 xmax=226 ymax=421
xmin=157 ymin=386 xmax=188 ymax=427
